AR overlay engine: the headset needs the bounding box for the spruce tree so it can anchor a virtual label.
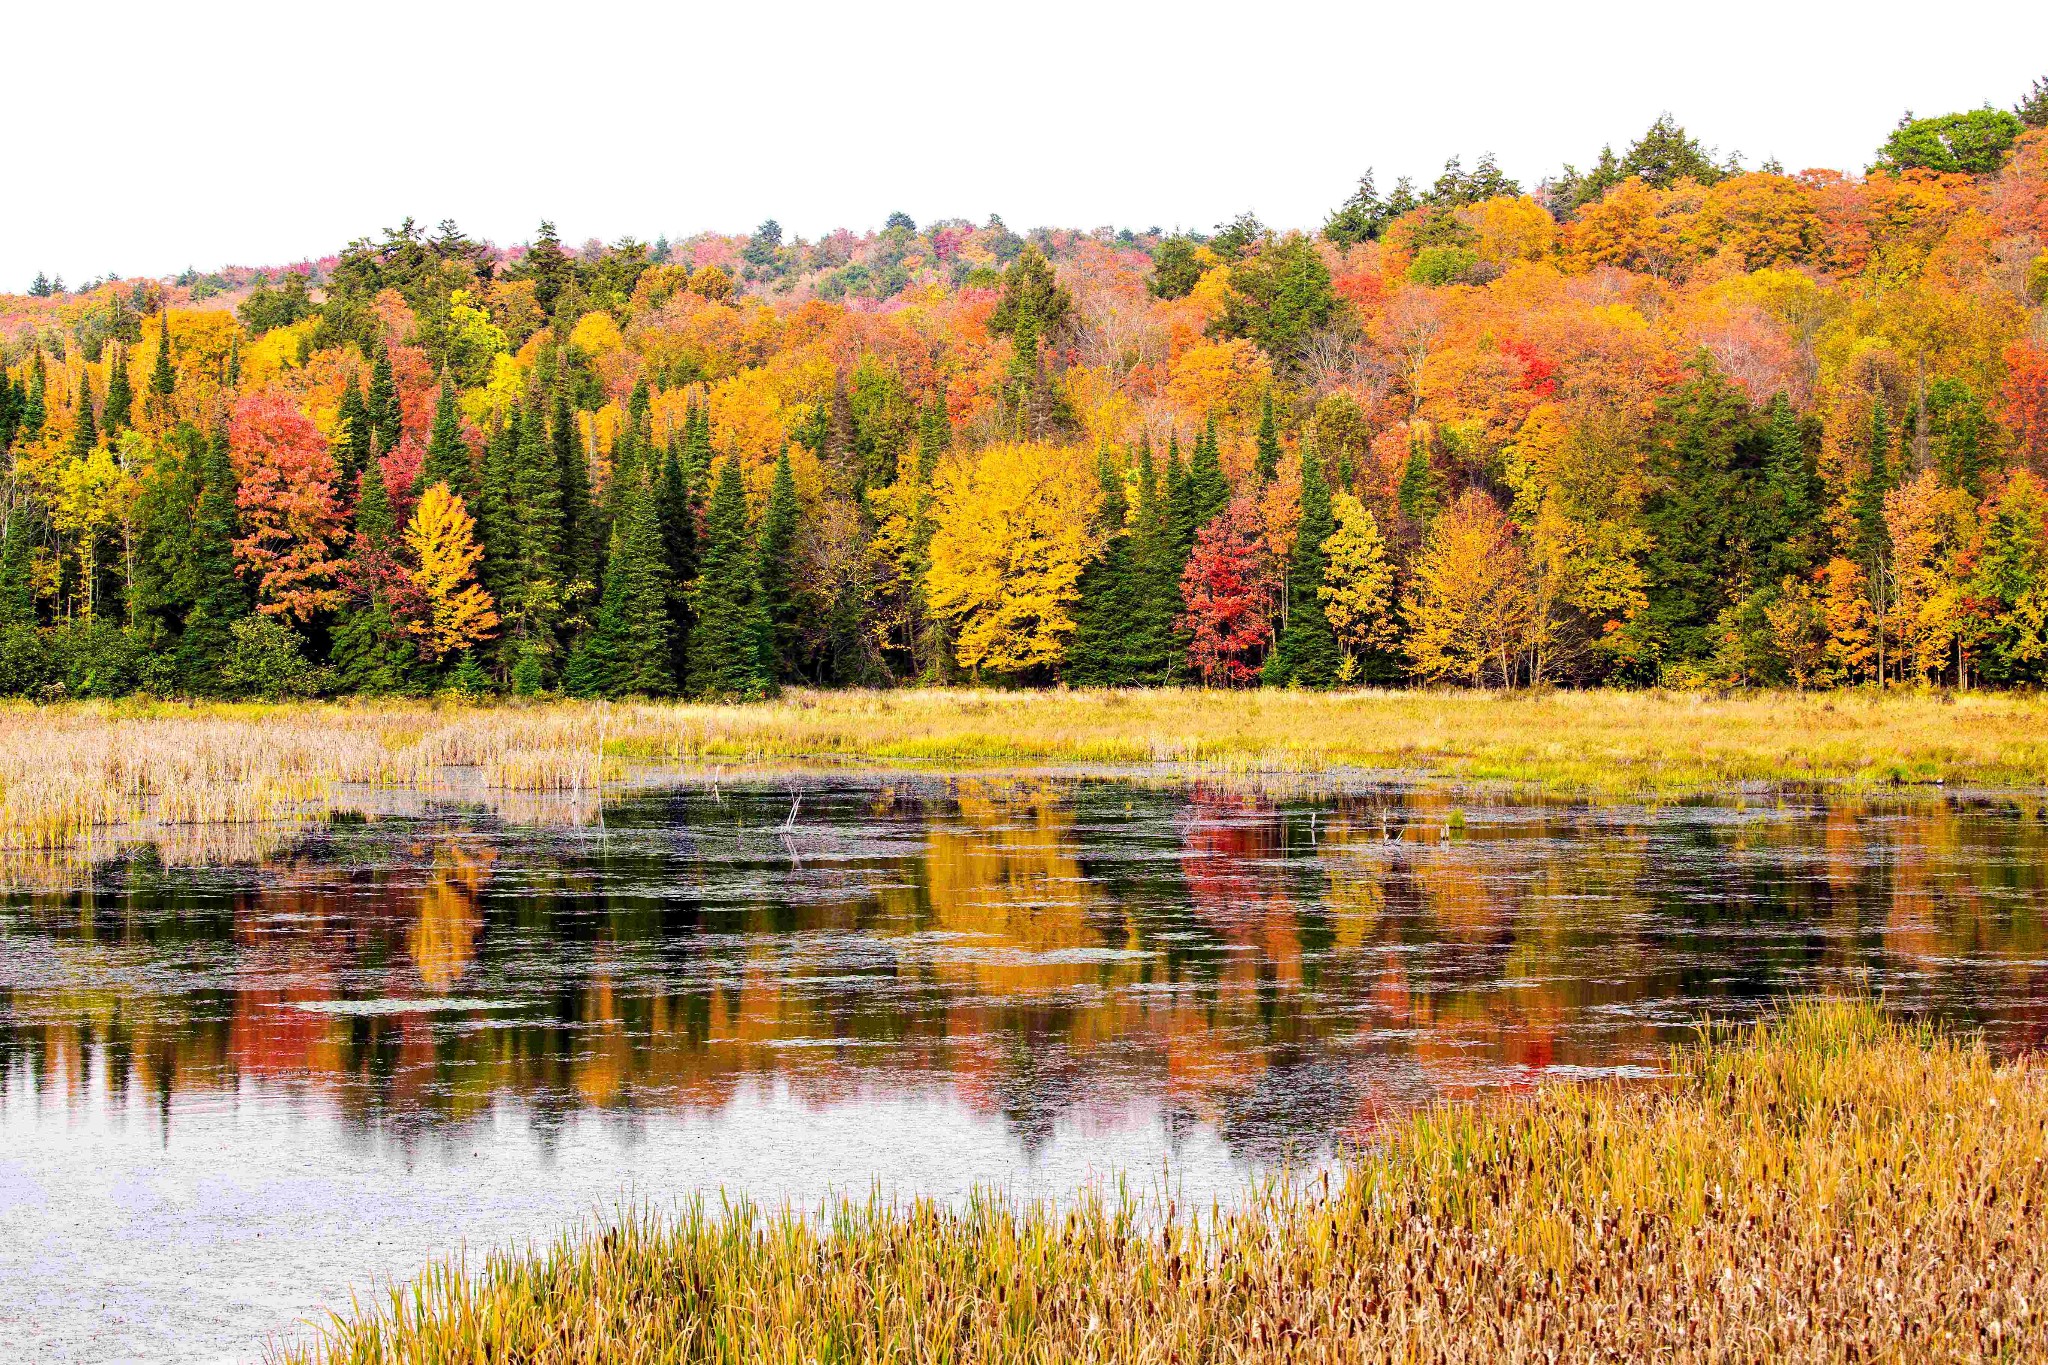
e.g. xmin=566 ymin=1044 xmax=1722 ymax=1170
xmin=1397 ymin=432 xmax=1442 ymax=530
xmin=1189 ymin=419 xmax=1230 ymax=528
xmin=149 ymin=312 xmax=176 ymax=401
xmin=506 ymin=399 xmax=565 ymax=670
xmin=330 ymin=457 xmax=415 ymax=695
xmin=0 ymin=499 xmax=38 ymax=629
xmin=657 ymin=436 xmax=697 ymax=683
xmin=22 ymin=356 xmax=46 ymax=442
xmin=178 ymin=425 xmax=247 ymax=691
xmin=1066 ymin=449 xmax=1139 ymax=685
xmin=554 ymin=389 xmax=594 ymax=589
xmin=1254 ymin=394 xmax=1281 ymax=483
xmin=103 ymin=346 xmax=133 ymax=439
xmin=369 ymin=346 xmax=401 ymax=453
xmin=476 ymin=411 xmax=518 ymax=606
xmin=1760 ymin=393 xmax=1817 ymax=582
xmin=334 ymin=381 xmax=372 ymax=487
xmin=686 ymin=457 xmax=771 ymax=698
xmin=419 ymin=375 xmax=473 ymax=503
xmin=566 ymin=462 xmax=675 ymax=698
xmin=69 ymin=373 xmax=98 ymax=457
xmin=755 ymin=444 xmax=800 ymax=682
xmin=1263 ymin=447 xmax=1340 ymax=688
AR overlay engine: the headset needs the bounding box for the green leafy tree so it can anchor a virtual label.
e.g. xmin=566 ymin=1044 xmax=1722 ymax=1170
xmin=1148 ymin=235 xmax=1205 ymax=299
xmin=1210 ymin=235 xmax=1338 ymax=373
xmin=1873 ymin=108 xmax=2025 ymax=176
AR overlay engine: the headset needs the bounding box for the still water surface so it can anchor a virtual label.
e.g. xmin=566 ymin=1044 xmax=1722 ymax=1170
xmin=5 ymin=773 xmax=2048 ymax=1362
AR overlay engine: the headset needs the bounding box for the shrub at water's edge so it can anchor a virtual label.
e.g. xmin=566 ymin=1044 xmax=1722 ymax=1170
xmin=279 ymin=1001 xmax=2044 ymax=1363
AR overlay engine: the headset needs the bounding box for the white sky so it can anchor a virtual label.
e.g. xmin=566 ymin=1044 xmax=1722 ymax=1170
xmin=10 ymin=0 xmax=2046 ymax=288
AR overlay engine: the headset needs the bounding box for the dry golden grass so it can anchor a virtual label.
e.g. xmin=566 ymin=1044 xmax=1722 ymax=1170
xmin=280 ymin=1002 xmax=2046 ymax=1364
xmin=4 ymin=687 xmax=2048 ymax=849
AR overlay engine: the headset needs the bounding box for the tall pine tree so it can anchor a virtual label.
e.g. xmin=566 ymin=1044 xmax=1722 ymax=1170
xmin=103 ymin=346 xmax=133 ymax=439
xmin=1263 ymin=447 xmax=1340 ymax=688
xmin=368 ymin=346 xmax=401 ymax=454
xmin=755 ymin=444 xmax=801 ymax=684
xmin=1253 ymin=394 xmax=1281 ymax=483
xmin=419 ymin=375 xmax=473 ymax=503
xmin=566 ymin=460 xmax=674 ymax=698
xmin=686 ymin=457 xmax=771 ymax=698
xmin=657 ymin=434 xmax=697 ymax=684
xmin=177 ymin=424 xmax=247 ymax=691
xmin=1066 ymin=448 xmax=1141 ymax=685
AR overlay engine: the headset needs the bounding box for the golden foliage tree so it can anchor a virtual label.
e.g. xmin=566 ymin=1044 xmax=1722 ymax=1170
xmin=926 ymin=443 xmax=1099 ymax=675
xmin=1403 ymin=489 xmax=1540 ymax=687
xmin=404 ymin=481 xmax=499 ymax=662
xmin=1318 ymin=492 xmax=1397 ymax=679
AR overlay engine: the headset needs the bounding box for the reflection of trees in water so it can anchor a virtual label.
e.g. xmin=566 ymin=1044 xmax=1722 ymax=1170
xmin=6 ymin=786 xmax=2048 ymax=1149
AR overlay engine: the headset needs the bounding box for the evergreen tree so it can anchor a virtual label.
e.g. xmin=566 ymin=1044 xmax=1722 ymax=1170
xmin=657 ymin=435 xmax=697 ymax=683
xmin=755 ymin=444 xmax=801 ymax=683
xmin=1642 ymin=353 xmax=1753 ymax=665
xmin=566 ymin=462 xmax=675 ymax=697
xmin=1263 ymin=447 xmax=1340 ymax=688
xmin=419 ymin=375 xmax=473 ymax=503
xmin=1759 ymin=392 xmax=1819 ymax=582
xmin=334 ymin=380 xmax=373 ymax=487
xmin=0 ymin=498 xmax=38 ymax=629
xmin=69 ymin=373 xmax=98 ymax=457
xmin=1188 ymin=419 xmax=1230 ymax=527
xmin=686 ymin=457 xmax=771 ymax=698
xmin=103 ymin=346 xmax=133 ymax=439
xmin=177 ymin=425 xmax=247 ymax=690
xmin=148 ymin=312 xmax=176 ymax=401
xmin=330 ymin=457 xmax=416 ymax=695
xmin=554 ymin=389 xmax=594 ymax=588
xmin=368 ymin=346 xmax=401 ymax=453
xmin=1066 ymin=449 xmax=1141 ymax=685
xmin=507 ymin=398 xmax=565 ymax=664
xmin=476 ymin=411 xmax=518 ymax=607
xmin=1397 ymin=432 xmax=1442 ymax=530
xmin=1254 ymin=394 xmax=1282 ymax=483
xmin=21 ymin=356 xmax=45 ymax=442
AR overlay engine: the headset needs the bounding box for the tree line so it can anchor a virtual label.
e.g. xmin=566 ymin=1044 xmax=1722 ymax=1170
xmin=2 ymin=81 xmax=2047 ymax=699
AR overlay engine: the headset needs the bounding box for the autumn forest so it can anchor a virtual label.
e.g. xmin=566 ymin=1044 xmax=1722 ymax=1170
xmin=6 ymin=89 xmax=2048 ymax=700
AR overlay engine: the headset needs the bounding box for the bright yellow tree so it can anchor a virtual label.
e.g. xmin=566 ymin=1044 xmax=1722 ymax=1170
xmin=1402 ymin=489 xmax=1540 ymax=687
xmin=404 ymin=482 xmax=499 ymax=662
xmin=1318 ymin=493 xmax=1397 ymax=680
xmin=926 ymin=442 xmax=1099 ymax=675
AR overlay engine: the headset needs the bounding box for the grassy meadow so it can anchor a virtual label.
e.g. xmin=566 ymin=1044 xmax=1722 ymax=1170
xmin=5 ymin=687 xmax=2048 ymax=850
xmin=278 ymin=1002 xmax=2045 ymax=1364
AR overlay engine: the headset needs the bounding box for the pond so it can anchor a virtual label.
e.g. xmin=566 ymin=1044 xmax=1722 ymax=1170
xmin=4 ymin=773 xmax=2047 ymax=1362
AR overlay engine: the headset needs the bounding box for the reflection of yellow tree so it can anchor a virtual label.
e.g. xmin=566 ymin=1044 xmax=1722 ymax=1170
xmin=410 ymin=842 xmax=493 ymax=991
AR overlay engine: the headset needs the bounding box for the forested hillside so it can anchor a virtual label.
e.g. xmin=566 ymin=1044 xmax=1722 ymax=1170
xmin=4 ymin=88 xmax=2048 ymax=699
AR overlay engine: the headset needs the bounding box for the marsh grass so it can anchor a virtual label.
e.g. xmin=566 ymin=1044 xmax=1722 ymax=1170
xmin=279 ymin=1001 xmax=2046 ymax=1364
xmin=7 ymin=687 xmax=2048 ymax=850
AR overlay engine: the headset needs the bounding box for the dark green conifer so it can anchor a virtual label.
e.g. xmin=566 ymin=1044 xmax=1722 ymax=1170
xmin=657 ymin=435 xmax=697 ymax=683
xmin=149 ymin=312 xmax=176 ymax=400
xmin=1397 ymin=431 xmax=1442 ymax=530
xmin=1760 ymin=393 xmax=1818 ymax=581
xmin=418 ymin=376 xmax=474 ymax=503
xmin=755 ymin=444 xmax=801 ymax=682
xmin=334 ymin=381 xmax=372 ymax=487
xmin=69 ymin=373 xmax=98 ymax=457
xmin=476 ymin=410 xmax=519 ymax=605
xmin=177 ymin=425 xmax=247 ymax=690
xmin=368 ymin=346 xmax=401 ymax=453
xmin=1263 ymin=447 xmax=1340 ymax=688
xmin=566 ymin=462 xmax=675 ymax=698
xmin=554 ymin=389 xmax=594 ymax=587
xmin=1066 ymin=449 xmax=1140 ymax=685
xmin=1188 ymin=418 xmax=1230 ymax=527
xmin=0 ymin=499 xmax=38 ymax=628
xmin=1853 ymin=401 xmax=1893 ymax=567
xmin=686 ymin=457 xmax=771 ymax=698
xmin=103 ymin=346 xmax=133 ymax=439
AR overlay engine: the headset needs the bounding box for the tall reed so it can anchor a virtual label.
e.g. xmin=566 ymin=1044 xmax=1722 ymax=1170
xmin=283 ymin=1002 xmax=2044 ymax=1364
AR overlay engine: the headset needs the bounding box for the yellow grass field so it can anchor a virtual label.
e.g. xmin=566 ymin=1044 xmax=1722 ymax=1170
xmin=279 ymin=1002 xmax=2045 ymax=1364
xmin=5 ymin=687 xmax=2048 ymax=849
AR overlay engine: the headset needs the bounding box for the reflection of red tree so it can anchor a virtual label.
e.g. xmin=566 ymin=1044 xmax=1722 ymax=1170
xmin=1178 ymin=786 xmax=1287 ymax=944
xmin=227 ymin=988 xmax=338 ymax=1083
